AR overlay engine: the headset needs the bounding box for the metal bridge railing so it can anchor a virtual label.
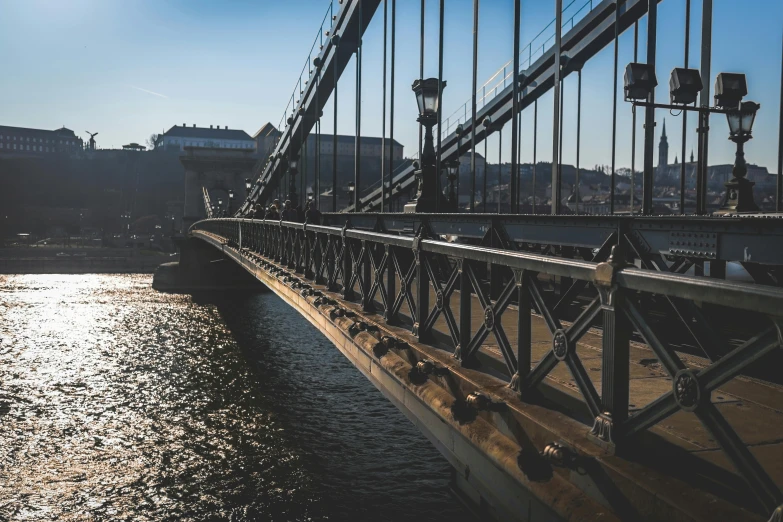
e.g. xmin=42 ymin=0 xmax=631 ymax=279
xmin=192 ymin=217 xmax=783 ymax=516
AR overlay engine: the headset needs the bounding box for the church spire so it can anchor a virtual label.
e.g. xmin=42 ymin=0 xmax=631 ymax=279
xmin=657 ymin=118 xmax=669 ymax=173
xmin=690 ymin=149 xmax=695 ymax=163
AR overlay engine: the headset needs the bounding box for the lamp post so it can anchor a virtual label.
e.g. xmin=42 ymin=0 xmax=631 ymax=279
xmin=446 ymin=158 xmax=459 ymax=211
xmin=245 ymin=178 xmax=252 ymax=196
xmin=455 ymin=123 xmax=464 ymax=208
xmin=217 ymin=198 xmax=223 ymax=218
xmin=347 ymin=181 xmax=355 ymax=209
xmin=405 ymin=78 xmax=446 ymax=213
xmin=716 ymin=101 xmax=761 ymax=214
xmin=288 ymin=156 xmax=299 ymax=206
xmin=228 ymin=190 xmax=235 ymax=215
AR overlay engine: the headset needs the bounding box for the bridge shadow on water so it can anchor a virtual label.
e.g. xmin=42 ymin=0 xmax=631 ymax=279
xmin=192 ymin=288 xmax=476 ymax=522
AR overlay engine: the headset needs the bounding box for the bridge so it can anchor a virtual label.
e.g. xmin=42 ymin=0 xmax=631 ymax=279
xmin=164 ymin=0 xmax=783 ymax=520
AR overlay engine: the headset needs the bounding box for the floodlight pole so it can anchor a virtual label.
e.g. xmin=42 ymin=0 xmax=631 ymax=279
xmin=641 ymin=0 xmax=657 ymax=215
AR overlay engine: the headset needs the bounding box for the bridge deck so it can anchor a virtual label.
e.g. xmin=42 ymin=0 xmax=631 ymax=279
xmin=188 ymin=224 xmax=783 ymax=520
xmin=419 ymin=285 xmax=783 ymax=487
xmin=374 ymin=273 xmax=783 ymax=499
xmin=327 ymin=277 xmax=783 ymax=519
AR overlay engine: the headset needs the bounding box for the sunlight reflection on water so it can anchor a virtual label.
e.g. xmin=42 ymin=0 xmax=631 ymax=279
xmin=0 ymin=274 xmax=471 ymax=521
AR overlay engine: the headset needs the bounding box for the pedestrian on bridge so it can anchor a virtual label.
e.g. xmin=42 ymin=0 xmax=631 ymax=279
xmin=305 ymin=201 xmax=322 ymax=225
xmin=265 ymin=205 xmax=279 ymax=220
xmin=281 ymin=200 xmax=298 ymax=222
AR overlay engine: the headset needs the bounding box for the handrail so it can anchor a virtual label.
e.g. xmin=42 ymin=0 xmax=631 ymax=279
xmin=191 ymin=216 xmax=783 ymax=515
xmin=191 ymin=217 xmax=783 ymax=317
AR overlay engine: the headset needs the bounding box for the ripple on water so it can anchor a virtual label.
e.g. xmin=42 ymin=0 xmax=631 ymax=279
xmin=0 ymin=274 xmax=472 ymax=521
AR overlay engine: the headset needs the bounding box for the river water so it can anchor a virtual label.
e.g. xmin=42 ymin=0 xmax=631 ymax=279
xmin=0 ymin=274 xmax=473 ymax=521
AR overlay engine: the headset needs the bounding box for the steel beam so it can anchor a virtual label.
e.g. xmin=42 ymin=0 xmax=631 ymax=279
xmin=351 ymin=0 xmax=663 ymax=213
xmin=247 ymin=0 xmax=382 ymax=209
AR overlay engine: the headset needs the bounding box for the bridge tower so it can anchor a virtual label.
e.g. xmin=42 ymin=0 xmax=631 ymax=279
xmin=180 ymin=147 xmax=258 ymax=231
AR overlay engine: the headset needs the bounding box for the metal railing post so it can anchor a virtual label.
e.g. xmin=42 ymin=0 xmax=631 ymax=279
xmin=362 ymin=241 xmax=373 ymax=312
xmin=592 ymin=251 xmax=631 ymax=445
xmin=343 ymin=236 xmax=354 ymax=300
xmin=385 ymin=244 xmax=396 ymax=324
xmin=413 ymin=243 xmax=429 ymax=341
xmin=457 ymin=259 xmax=472 ymax=362
xmin=304 ymin=229 xmax=313 ymax=279
xmin=511 ymin=269 xmax=531 ymax=392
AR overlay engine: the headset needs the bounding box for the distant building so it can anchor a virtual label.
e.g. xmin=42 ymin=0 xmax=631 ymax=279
xmin=252 ymin=122 xmax=404 ymax=162
xmin=0 ymin=125 xmax=83 ymax=154
xmin=253 ymin=122 xmax=281 ymax=158
xmin=157 ymin=124 xmax=255 ymax=152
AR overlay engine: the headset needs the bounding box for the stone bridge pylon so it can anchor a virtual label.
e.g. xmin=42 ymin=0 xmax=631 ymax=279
xmin=181 ymin=147 xmax=257 ymax=231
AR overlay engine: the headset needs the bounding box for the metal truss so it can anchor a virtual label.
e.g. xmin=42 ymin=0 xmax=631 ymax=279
xmin=347 ymin=0 xmax=661 ymax=213
xmin=197 ymin=216 xmax=783 ymax=516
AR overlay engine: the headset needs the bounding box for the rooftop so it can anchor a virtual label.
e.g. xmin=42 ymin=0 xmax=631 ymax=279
xmin=253 ymin=123 xmax=403 ymax=147
xmin=253 ymin=122 xmax=279 ymax=139
xmin=0 ymin=125 xmax=80 ymax=138
xmin=163 ymin=124 xmax=253 ymax=141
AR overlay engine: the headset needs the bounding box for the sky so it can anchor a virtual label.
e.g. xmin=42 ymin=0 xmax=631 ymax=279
xmin=1 ymin=0 xmax=781 ymax=174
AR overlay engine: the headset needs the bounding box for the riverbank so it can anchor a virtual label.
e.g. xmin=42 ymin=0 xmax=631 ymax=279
xmin=0 ymin=247 xmax=174 ymax=274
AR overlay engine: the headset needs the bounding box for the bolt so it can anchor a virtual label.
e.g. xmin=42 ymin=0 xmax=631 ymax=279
xmin=466 ymin=392 xmax=492 ymax=411
xmin=416 ymin=359 xmax=435 ymax=375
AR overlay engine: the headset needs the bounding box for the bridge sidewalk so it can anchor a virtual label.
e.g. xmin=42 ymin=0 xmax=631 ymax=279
xmin=419 ymin=284 xmax=783 ymax=493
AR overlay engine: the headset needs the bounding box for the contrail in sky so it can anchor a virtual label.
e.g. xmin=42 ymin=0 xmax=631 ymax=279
xmin=129 ymin=85 xmax=168 ymax=98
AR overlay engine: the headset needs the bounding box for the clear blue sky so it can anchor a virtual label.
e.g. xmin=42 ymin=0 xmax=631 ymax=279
xmin=1 ymin=0 xmax=781 ymax=173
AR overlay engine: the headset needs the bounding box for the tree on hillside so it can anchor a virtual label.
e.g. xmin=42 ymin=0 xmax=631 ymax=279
xmin=147 ymin=134 xmax=160 ymax=150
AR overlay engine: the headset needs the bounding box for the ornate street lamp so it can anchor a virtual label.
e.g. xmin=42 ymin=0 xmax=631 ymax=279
xmin=288 ymin=156 xmax=299 ymax=206
xmin=347 ymin=181 xmax=355 ymax=198
xmin=245 ymin=178 xmax=252 ymax=195
xmin=405 ymin=78 xmax=447 ymax=213
xmin=228 ymin=190 xmax=235 ymax=215
xmin=717 ymin=101 xmax=761 ymax=214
